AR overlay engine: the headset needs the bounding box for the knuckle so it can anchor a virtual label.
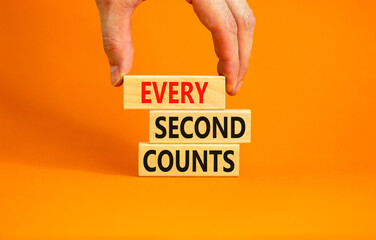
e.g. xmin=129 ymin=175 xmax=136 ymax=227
xmin=241 ymin=9 xmax=256 ymax=31
xmin=102 ymin=36 xmax=121 ymax=53
xmin=225 ymin=13 xmax=238 ymax=35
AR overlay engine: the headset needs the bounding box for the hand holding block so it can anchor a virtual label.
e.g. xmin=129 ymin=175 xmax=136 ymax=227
xmin=139 ymin=143 xmax=239 ymax=176
xmin=123 ymin=76 xmax=225 ymax=109
xmin=149 ymin=110 xmax=251 ymax=143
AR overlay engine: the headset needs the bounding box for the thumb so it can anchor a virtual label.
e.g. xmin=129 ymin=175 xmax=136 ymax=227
xmin=96 ymin=0 xmax=140 ymax=86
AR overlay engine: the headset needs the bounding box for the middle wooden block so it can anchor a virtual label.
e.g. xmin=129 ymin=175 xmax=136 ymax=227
xmin=149 ymin=110 xmax=251 ymax=143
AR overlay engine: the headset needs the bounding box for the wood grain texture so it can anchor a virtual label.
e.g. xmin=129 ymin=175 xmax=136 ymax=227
xmin=149 ymin=110 xmax=251 ymax=143
xmin=123 ymin=75 xmax=225 ymax=109
xmin=139 ymin=143 xmax=239 ymax=176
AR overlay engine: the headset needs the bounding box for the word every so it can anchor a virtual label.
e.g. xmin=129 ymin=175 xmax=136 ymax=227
xmin=142 ymin=81 xmax=208 ymax=104
xmin=124 ymin=76 xmax=225 ymax=109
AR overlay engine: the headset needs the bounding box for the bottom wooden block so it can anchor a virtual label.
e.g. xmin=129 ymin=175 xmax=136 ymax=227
xmin=139 ymin=143 xmax=239 ymax=176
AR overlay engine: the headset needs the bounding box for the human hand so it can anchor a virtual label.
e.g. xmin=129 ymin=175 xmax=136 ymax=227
xmin=95 ymin=0 xmax=255 ymax=95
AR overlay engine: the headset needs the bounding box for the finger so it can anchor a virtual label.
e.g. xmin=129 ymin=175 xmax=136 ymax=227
xmin=225 ymin=0 xmax=255 ymax=94
xmin=95 ymin=0 xmax=141 ymax=86
xmin=189 ymin=0 xmax=240 ymax=95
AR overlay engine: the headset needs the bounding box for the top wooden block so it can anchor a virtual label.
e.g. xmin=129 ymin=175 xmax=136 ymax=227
xmin=123 ymin=75 xmax=225 ymax=109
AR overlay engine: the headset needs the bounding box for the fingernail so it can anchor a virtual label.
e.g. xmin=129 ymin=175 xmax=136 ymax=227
xmin=226 ymin=81 xmax=237 ymax=94
xmin=233 ymin=81 xmax=243 ymax=94
xmin=110 ymin=66 xmax=122 ymax=86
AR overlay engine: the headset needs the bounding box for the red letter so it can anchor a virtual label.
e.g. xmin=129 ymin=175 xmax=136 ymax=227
xmin=153 ymin=82 xmax=167 ymax=103
xmin=195 ymin=82 xmax=208 ymax=104
xmin=141 ymin=82 xmax=151 ymax=103
xmin=181 ymin=82 xmax=194 ymax=103
xmin=169 ymin=82 xmax=179 ymax=103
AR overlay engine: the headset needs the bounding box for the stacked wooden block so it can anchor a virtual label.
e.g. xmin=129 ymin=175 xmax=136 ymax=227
xmin=123 ymin=76 xmax=251 ymax=176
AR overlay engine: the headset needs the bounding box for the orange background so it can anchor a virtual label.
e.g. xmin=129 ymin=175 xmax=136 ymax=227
xmin=1 ymin=0 xmax=376 ymax=238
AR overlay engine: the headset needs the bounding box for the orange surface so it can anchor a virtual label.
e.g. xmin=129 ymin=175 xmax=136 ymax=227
xmin=1 ymin=0 xmax=376 ymax=238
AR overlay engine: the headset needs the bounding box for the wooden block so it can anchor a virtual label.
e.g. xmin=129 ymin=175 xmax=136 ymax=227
xmin=149 ymin=110 xmax=251 ymax=143
xmin=139 ymin=143 xmax=239 ymax=176
xmin=123 ymin=75 xmax=225 ymax=109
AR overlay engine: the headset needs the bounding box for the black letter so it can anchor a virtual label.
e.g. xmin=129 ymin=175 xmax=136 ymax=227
xmin=231 ymin=117 xmax=245 ymax=138
xmin=158 ymin=150 xmax=174 ymax=172
xmin=181 ymin=117 xmax=193 ymax=139
xmin=213 ymin=117 xmax=227 ymax=138
xmin=176 ymin=150 xmax=189 ymax=172
xmin=195 ymin=117 xmax=210 ymax=138
xmin=193 ymin=150 xmax=207 ymax=172
xmin=155 ymin=117 xmax=166 ymax=139
xmin=144 ymin=150 xmax=156 ymax=172
xmin=169 ymin=117 xmax=179 ymax=138
xmin=209 ymin=150 xmax=222 ymax=172
xmin=223 ymin=150 xmax=235 ymax=172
